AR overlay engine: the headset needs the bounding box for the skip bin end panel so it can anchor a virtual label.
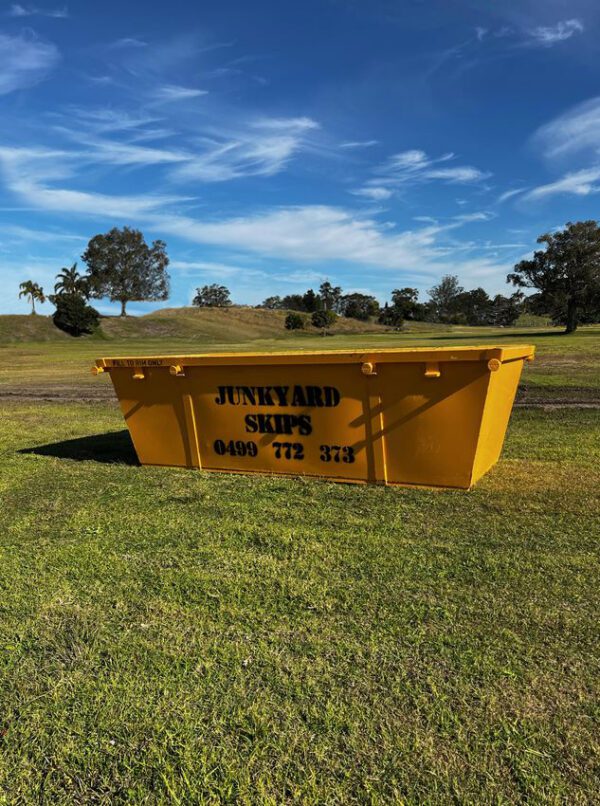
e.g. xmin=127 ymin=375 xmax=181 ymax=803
xmin=470 ymin=356 xmax=526 ymax=485
xmin=108 ymin=368 xmax=196 ymax=468
xmin=376 ymin=361 xmax=491 ymax=489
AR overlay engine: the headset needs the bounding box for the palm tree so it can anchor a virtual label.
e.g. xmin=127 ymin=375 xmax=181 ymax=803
xmin=54 ymin=263 xmax=89 ymax=298
xmin=18 ymin=281 xmax=46 ymax=315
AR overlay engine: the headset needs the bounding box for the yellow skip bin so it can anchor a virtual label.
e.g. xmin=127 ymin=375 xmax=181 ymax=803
xmin=93 ymin=345 xmax=534 ymax=489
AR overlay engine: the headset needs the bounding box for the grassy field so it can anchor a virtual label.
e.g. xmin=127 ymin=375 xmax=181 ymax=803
xmin=0 ymin=315 xmax=598 ymax=801
xmin=1 ymin=318 xmax=599 ymax=404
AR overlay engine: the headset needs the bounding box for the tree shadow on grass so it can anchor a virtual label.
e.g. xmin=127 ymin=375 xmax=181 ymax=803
xmin=422 ymin=330 xmax=562 ymax=341
xmin=20 ymin=430 xmax=139 ymax=466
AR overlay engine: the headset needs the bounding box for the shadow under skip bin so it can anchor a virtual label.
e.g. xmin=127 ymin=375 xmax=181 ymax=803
xmin=20 ymin=430 xmax=139 ymax=466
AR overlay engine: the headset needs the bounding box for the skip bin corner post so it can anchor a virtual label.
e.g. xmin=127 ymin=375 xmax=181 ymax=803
xmin=359 ymin=358 xmax=388 ymax=485
xmin=469 ymin=350 xmax=523 ymax=486
xmin=166 ymin=361 xmax=203 ymax=470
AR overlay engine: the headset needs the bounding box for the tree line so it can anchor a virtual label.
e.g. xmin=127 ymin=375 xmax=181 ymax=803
xmin=252 ymin=278 xmax=523 ymax=329
xmin=17 ymin=220 xmax=600 ymax=335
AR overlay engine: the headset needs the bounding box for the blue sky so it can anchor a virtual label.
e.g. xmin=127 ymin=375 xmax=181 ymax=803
xmin=2 ymin=0 xmax=600 ymax=314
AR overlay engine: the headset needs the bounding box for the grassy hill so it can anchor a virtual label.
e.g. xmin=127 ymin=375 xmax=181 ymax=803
xmin=0 ymin=306 xmax=389 ymax=344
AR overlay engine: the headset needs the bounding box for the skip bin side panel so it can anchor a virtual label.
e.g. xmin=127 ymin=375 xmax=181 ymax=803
xmin=377 ymin=361 xmax=489 ymax=488
xmin=184 ymin=363 xmax=371 ymax=481
xmin=109 ymin=368 xmax=191 ymax=467
xmin=471 ymin=358 xmax=525 ymax=485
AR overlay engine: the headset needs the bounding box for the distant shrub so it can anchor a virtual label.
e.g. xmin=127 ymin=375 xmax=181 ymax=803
xmin=285 ymin=312 xmax=305 ymax=330
xmin=311 ymin=310 xmax=337 ymax=330
xmin=53 ymin=294 xmax=100 ymax=337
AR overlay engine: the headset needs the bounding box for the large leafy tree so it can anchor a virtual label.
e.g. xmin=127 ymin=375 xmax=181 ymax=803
xmin=54 ymin=263 xmax=89 ymax=298
xmin=339 ymin=293 xmax=379 ymax=321
xmin=428 ymin=274 xmax=464 ymax=322
xmin=192 ymin=284 xmax=231 ymax=307
xmin=302 ymin=288 xmax=321 ymax=313
xmin=508 ymin=220 xmax=600 ymax=333
xmin=390 ymin=287 xmax=425 ymax=321
xmin=82 ymin=227 xmax=170 ymax=317
xmin=319 ymin=281 xmax=343 ymax=312
xmin=18 ymin=280 xmax=45 ymax=314
xmin=281 ymin=294 xmax=307 ymax=311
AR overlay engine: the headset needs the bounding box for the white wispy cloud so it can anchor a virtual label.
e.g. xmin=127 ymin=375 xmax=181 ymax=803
xmin=8 ymin=3 xmax=68 ymax=17
xmin=351 ymin=186 xmax=392 ymax=201
xmin=474 ymin=18 xmax=584 ymax=49
xmin=151 ymin=206 xmax=499 ymax=277
xmin=498 ymin=188 xmax=527 ymax=203
xmin=0 ymin=146 xmax=189 ymax=217
xmin=0 ymin=223 xmax=85 ymax=243
xmin=169 ymin=116 xmax=320 ymax=183
xmin=0 ymin=142 xmax=511 ymax=288
xmin=368 ymin=149 xmax=490 ymax=189
xmin=340 ymin=140 xmax=378 ymax=149
xmin=152 ymin=84 xmax=209 ymax=103
xmin=0 ymin=32 xmax=59 ymax=95
xmin=528 ymin=19 xmax=583 ymax=47
xmin=53 ymin=130 xmax=190 ymax=166
xmin=524 ymin=167 xmax=600 ymax=200
xmin=62 ymin=106 xmax=162 ymax=133
xmin=533 ymin=96 xmax=600 ymax=160
xmin=109 ymin=37 xmax=148 ymax=49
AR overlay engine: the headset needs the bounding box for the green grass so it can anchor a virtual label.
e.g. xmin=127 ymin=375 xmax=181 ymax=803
xmin=0 ymin=317 xmax=598 ymax=800
xmin=0 ymin=306 xmax=387 ymax=345
xmin=0 ymin=400 xmax=598 ymax=802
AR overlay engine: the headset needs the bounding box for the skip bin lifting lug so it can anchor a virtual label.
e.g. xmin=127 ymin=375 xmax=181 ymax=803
xmin=90 ymin=365 xmax=104 ymax=376
xmin=169 ymin=364 xmax=185 ymax=377
xmin=361 ymin=362 xmax=377 ymax=376
xmin=424 ymin=362 xmax=441 ymax=379
xmin=132 ymin=369 xmax=145 ymax=381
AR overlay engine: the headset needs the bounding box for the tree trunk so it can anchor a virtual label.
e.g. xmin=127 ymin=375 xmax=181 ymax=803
xmin=120 ymin=299 xmax=127 ymax=317
xmin=31 ymin=298 xmax=36 ymax=315
xmin=565 ymin=299 xmax=578 ymax=333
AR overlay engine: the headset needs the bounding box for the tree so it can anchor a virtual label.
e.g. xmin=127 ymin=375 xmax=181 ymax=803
xmin=192 ymin=284 xmax=231 ymax=307
xmin=428 ymin=275 xmax=464 ymax=322
xmin=82 ymin=227 xmax=169 ymax=317
xmin=489 ymin=293 xmax=523 ymax=326
xmin=378 ymin=302 xmax=403 ymax=328
xmin=452 ymin=288 xmax=492 ymax=326
xmin=54 ymin=263 xmax=89 ymax=298
xmin=339 ymin=293 xmax=379 ymax=321
xmin=53 ymin=294 xmax=100 ymax=337
xmin=18 ymin=280 xmax=45 ymax=314
xmin=284 ymin=312 xmax=305 ymax=330
xmin=281 ymin=294 xmax=307 ymax=311
xmin=508 ymin=221 xmax=600 ymax=333
xmin=390 ymin=288 xmax=422 ymax=320
xmin=261 ymin=296 xmax=283 ymax=309
xmin=319 ymin=281 xmax=342 ymax=312
xmin=302 ymin=288 xmax=321 ymax=313
xmin=312 ymin=309 xmax=337 ymax=334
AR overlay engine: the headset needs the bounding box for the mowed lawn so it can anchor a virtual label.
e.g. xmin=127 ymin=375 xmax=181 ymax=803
xmin=0 ymin=325 xmax=598 ymax=802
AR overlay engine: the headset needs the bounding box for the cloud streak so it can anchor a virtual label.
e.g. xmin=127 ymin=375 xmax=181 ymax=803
xmin=356 ymin=149 xmax=490 ymax=197
xmin=533 ymin=96 xmax=600 ymax=160
xmin=0 ymin=32 xmax=60 ymax=95
xmin=527 ymin=19 xmax=583 ymax=47
xmin=8 ymin=3 xmax=68 ymax=17
xmin=524 ymin=167 xmax=600 ymax=201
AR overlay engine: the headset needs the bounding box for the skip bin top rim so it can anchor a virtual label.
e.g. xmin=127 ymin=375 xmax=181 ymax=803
xmin=95 ymin=344 xmax=534 ymax=370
